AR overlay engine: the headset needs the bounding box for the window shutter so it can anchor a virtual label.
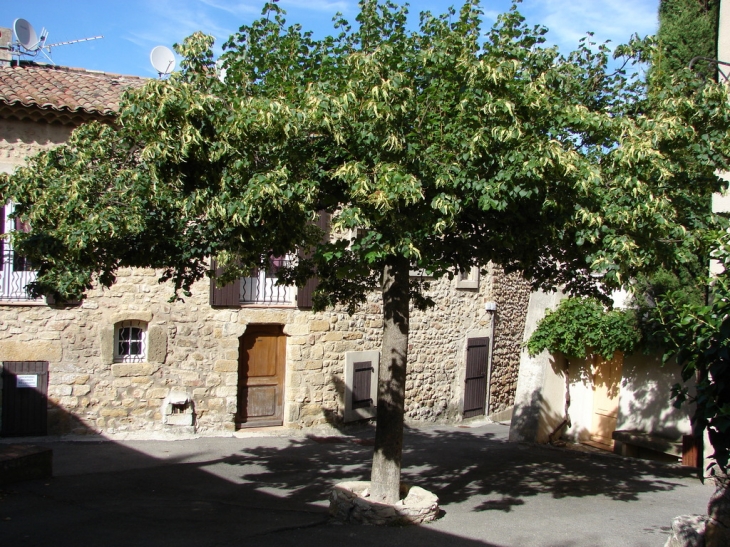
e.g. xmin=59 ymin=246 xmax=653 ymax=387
xmin=352 ymin=361 xmax=374 ymax=409
xmin=0 ymin=204 xmax=4 ymax=270
xmin=344 ymin=350 xmax=379 ymax=422
xmin=297 ymin=212 xmax=331 ymax=309
xmin=209 ymin=259 xmax=241 ymax=307
xmin=463 ymin=337 xmax=489 ymax=418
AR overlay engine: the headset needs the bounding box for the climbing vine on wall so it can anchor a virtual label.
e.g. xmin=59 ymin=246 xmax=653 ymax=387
xmin=527 ymin=297 xmax=642 ymax=360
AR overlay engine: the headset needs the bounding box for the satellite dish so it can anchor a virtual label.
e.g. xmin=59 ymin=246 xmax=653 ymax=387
xmin=14 ymin=18 xmax=41 ymax=51
xmin=9 ymin=19 xmax=100 ymax=65
xmin=150 ymin=46 xmax=175 ymax=76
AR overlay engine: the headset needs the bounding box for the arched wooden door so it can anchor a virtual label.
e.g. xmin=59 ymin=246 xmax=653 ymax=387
xmin=237 ymin=325 xmax=286 ymax=428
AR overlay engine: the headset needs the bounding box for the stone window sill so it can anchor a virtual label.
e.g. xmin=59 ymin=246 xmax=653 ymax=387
xmin=0 ymin=300 xmax=48 ymax=307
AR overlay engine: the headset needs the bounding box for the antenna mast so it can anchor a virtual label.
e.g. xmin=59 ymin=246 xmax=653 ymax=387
xmin=10 ymin=18 xmax=103 ymax=65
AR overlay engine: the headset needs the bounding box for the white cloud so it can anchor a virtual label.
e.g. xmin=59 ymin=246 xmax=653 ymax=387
xmin=279 ymin=0 xmax=352 ymax=13
xmin=197 ymin=0 xmax=261 ymax=17
xmin=524 ymin=0 xmax=658 ymax=51
xmin=123 ymin=0 xmax=239 ymax=50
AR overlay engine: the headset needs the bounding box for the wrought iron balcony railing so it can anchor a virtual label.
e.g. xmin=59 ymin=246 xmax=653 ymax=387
xmin=240 ymin=257 xmax=295 ymax=305
xmin=0 ymin=249 xmax=40 ymax=301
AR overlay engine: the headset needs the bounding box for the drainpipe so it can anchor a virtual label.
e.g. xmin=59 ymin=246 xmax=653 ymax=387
xmin=485 ymin=301 xmax=497 ymax=416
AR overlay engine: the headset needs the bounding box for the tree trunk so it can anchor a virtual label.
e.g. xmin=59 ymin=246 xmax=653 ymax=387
xmin=706 ymin=473 xmax=730 ymax=547
xmin=705 ymin=359 xmax=730 ymax=546
xmin=370 ymin=256 xmax=410 ymax=504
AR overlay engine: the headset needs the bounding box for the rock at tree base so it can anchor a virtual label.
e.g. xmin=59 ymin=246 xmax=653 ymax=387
xmin=664 ymin=515 xmax=707 ymax=547
xmin=329 ymin=481 xmax=439 ymax=525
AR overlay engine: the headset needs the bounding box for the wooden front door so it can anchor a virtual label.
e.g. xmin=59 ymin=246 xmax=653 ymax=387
xmin=463 ymin=337 xmax=490 ymax=418
xmin=590 ymin=352 xmax=623 ymax=448
xmin=2 ymin=361 xmax=49 ymax=437
xmin=237 ymin=325 xmax=286 ymax=428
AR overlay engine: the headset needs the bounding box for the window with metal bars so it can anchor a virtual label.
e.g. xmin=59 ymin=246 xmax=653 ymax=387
xmin=114 ymin=320 xmax=147 ymax=363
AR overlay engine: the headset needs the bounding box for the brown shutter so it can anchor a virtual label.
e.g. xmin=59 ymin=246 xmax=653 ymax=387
xmin=0 ymin=204 xmax=4 ymax=271
xmin=1 ymin=361 xmax=49 ymax=436
xmin=297 ymin=212 xmax=331 ymax=309
xmin=682 ymin=434 xmax=702 ymax=468
xmin=352 ymin=360 xmax=374 ymax=409
xmin=463 ymin=337 xmax=489 ymax=418
xmin=209 ymin=259 xmax=241 ymax=307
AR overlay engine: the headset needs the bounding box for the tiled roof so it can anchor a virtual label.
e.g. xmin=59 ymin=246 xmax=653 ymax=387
xmin=0 ymin=63 xmax=146 ymax=117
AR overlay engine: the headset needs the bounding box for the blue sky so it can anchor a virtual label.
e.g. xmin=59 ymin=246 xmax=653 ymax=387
xmin=4 ymin=1 xmax=659 ymax=77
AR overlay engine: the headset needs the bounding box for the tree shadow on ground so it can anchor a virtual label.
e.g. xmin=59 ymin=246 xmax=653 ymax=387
xmin=0 ymin=401 xmax=701 ymax=547
xmin=217 ymin=424 xmax=693 ymax=514
xmin=1 ymin=403 xmax=513 ymax=547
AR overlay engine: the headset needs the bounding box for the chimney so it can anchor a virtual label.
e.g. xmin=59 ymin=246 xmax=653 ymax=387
xmin=0 ymin=27 xmax=11 ymax=66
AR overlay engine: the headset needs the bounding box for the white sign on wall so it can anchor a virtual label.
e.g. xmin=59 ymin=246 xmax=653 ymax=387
xmin=16 ymin=374 xmax=38 ymax=389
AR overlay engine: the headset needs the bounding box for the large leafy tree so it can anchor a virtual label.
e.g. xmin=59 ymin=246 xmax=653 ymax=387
xmin=4 ymin=1 xmax=730 ymax=504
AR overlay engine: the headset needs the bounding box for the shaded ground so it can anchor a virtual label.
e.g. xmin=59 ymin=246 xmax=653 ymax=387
xmin=0 ymin=422 xmax=711 ymax=547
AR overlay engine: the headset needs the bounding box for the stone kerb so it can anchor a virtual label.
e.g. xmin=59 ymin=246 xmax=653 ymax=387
xmin=329 ymin=481 xmax=439 ymax=525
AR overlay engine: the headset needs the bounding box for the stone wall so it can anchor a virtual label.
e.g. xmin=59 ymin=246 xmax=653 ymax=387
xmin=406 ymin=270 xmax=491 ymax=422
xmin=489 ymin=267 xmax=532 ymax=414
xmin=0 ymin=261 xmax=529 ymax=437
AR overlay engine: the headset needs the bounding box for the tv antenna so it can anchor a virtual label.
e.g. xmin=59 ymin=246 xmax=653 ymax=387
xmin=11 ymin=18 xmax=103 ymax=65
xmin=150 ymin=46 xmax=175 ymax=77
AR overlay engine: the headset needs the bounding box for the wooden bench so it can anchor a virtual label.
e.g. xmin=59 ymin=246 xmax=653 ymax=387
xmin=611 ymin=430 xmax=701 ymax=467
xmin=0 ymin=444 xmax=52 ymax=485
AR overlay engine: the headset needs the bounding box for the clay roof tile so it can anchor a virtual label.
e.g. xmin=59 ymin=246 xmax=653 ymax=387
xmin=0 ymin=63 xmax=146 ymax=116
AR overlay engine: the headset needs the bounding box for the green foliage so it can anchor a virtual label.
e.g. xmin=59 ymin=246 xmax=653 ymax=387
xmin=654 ymin=0 xmax=719 ymax=81
xmin=630 ymin=263 xmax=708 ymax=351
xmin=2 ymin=0 xmax=730 ymax=308
xmin=651 ymin=232 xmax=730 ymax=472
xmin=527 ymin=298 xmax=642 ymax=360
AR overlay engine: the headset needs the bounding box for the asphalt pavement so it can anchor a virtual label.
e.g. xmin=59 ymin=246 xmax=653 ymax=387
xmin=0 ymin=421 xmax=712 ymax=547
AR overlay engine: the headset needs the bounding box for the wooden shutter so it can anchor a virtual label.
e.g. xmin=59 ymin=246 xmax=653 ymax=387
xmin=1 ymin=361 xmax=49 ymax=436
xmin=209 ymin=259 xmax=241 ymax=307
xmin=344 ymin=350 xmax=379 ymax=422
xmin=463 ymin=337 xmax=489 ymax=418
xmin=352 ymin=361 xmax=374 ymax=409
xmin=0 ymin=203 xmax=4 ymax=270
xmin=682 ymin=434 xmax=702 ymax=468
xmin=297 ymin=212 xmax=331 ymax=309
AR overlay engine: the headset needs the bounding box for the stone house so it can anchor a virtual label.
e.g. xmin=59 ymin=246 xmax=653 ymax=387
xmin=0 ymin=60 xmax=531 ymax=438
